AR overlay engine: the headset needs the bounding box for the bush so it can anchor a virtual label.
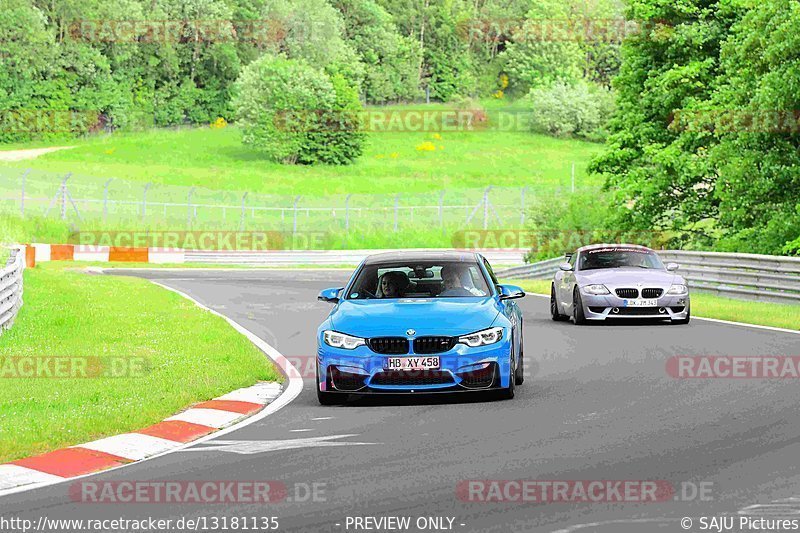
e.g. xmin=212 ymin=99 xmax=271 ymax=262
xmin=526 ymin=81 xmax=614 ymax=140
xmin=232 ymin=56 xmax=364 ymax=165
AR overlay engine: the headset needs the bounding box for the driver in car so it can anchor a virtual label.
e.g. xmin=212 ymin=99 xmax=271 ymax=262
xmin=439 ymin=265 xmax=477 ymax=297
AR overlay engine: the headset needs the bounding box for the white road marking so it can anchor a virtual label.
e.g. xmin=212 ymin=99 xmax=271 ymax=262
xmin=165 ymin=408 xmax=245 ymax=429
xmin=217 ymin=382 xmax=283 ymax=404
xmin=182 ymin=434 xmax=377 ymax=455
xmin=289 ymin=429 xmax=314 ymax=433
xmin=312 ymin=417 xmax=334 ymax=421
xmin=0 ymin=466 xmax=64 ymax=490
xmin=76 ymin=434 xmax=182 ymax=461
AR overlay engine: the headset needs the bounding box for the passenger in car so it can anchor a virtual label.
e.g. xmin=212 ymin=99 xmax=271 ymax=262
xmin=439 ymin=265 xmax=474 ymax=297
xmin=377 ymin=271 xmax=409 ymax=298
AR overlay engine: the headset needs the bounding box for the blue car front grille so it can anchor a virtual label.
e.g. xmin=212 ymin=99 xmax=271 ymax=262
xmin=413 ymin=336 xmax=456 ymax=354
xmin=367 ymin=337 xmax=409 ymax=354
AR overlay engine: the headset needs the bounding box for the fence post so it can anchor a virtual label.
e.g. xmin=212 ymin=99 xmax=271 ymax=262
xmin=571 ymin=162 xmax=575 ymax=193
xmin=292 ymin=195 xmax=301 ymax=235
xmin=187 ymin=187 xmax=195 ymax=227
xmin=239 ymin=192 xmax=248 ymax=231
xmin=345 ymin=194 xmax=352 ymax=232
xmin=60 ymin=173 xmax=72 ymax=220
xmin=438 ymin=190 xmax=445 ymax=230
xmin=141 ymin=182 xmax=152 ymax=220
xmin=394 ymin=194 xmax=399 ymax=232
xmin=20 ymin=169 xmax=30 ymax=217
xmin=482 ymin=186 xmax=492 ymax=230
xmin=103 ymin=178 xmax=114 ymax=222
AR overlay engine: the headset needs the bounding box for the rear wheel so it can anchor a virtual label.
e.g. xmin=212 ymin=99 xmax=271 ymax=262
xmin=550 ymin=286 xmax=568 ymax=321
xmin=572 ymin=287 xmax=587 ymax=325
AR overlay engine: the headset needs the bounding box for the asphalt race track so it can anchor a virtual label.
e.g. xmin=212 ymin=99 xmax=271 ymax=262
xmin=4 ymin=269 xmax=800 ymax=533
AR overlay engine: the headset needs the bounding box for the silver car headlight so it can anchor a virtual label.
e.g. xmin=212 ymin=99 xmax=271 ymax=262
xmin=666 ymin=284 xmax=688 ymax=295
xmin=323 ymin=330 xmax=366 ymax=349
xmin=582 ymin=284 xmax=611 ymax=295
xmin=458 ymin=327 xmax=504 ymax=347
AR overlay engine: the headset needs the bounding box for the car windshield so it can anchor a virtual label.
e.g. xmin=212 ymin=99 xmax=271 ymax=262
xmin=346 ymin=261 xmax=491 ymax=299
xmin=578 ymin=247 xmax=664 ymax=271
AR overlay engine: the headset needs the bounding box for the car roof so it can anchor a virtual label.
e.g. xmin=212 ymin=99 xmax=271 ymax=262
xmin=363 ymin=250 xmax=480 ymax=265
xmin=573 ymin=243 xmax=655 ymax=254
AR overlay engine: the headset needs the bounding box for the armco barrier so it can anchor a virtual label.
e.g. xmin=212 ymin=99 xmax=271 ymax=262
xmin=495 ymin=250 xmax=800 ymax=304
xmin=28 ymin=245 xmax=527 ymax=267
xmin=0 ymin=246 xmax=25 ymax=335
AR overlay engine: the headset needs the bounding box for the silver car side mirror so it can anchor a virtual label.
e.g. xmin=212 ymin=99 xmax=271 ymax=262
xmin=666 ymin=262 xmax=679 ymax=271
xmin=559 ymin=262 xmax=573 ymax=272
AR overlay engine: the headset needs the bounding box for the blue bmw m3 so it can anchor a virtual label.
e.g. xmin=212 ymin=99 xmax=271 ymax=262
xmin=315 ymin=251 xmax=526 ymax=404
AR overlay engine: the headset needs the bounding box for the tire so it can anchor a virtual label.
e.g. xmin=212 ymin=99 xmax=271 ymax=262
xmin=550 ymin=286 xmax=568 ymax=321
xmin=497 ymin=351 xmax=516 ymax=400
xmin=572 ymin=287 xmax=587 ymax=325
xmin=316 ymin=362 xmax=340 ymax=405
xmin=672 ymin=305 xmax=691 ymax=325
xmin=514 ymin=329 xmax=525 ymax=385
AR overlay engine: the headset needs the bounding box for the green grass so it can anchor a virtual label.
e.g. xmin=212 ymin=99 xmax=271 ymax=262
xmin=506 ymin=279 xmax=800 ymax=331
xmin=0 ymin=110 xmax=604 ymax=196
xmin=0 ymin=263 xmax=281 ymax=462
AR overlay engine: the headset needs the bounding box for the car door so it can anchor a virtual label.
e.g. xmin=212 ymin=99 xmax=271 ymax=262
xmin=558 ymin=252 xmax=577 ymax=311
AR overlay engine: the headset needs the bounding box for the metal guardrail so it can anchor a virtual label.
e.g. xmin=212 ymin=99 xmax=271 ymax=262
xmin=185 ymin=248 xmax=528 ymax=266
xmin=0 ymin=246 xmax=25 ymax=334
xmin=496 ymin=250 xmax=800 ymax=304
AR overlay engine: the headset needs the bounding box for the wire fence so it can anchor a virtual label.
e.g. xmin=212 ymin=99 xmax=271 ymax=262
xmin=0 ymin=166 xmax=599 ymax=236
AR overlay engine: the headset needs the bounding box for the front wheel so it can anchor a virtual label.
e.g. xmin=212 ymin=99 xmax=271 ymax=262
xmin=497 ymin=352 xmax=516 ymax=400
xmin=316 ymin=362 xmax=340 ymax=405
xmin=572 ymin=287 xmax=587 ymax=325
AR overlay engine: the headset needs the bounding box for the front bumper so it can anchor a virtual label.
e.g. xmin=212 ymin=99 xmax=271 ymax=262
xmin=317 ymin=337 xmax=513 ymax=393
xmin=580 ymin=291 xmax=690 ymax=321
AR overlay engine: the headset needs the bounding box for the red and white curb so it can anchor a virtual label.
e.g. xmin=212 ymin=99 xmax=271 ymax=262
xmin=0 ymin=383 xmax=282 ymax=494
xmin=0 ymin=282 xmax=304 ymax=497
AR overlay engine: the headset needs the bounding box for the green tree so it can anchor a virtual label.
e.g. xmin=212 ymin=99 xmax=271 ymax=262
xmin=232 ymin=55 xmax=364 ymax=165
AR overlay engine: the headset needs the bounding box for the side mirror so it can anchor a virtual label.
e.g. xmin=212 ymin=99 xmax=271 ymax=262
xmin=318 ymin=287 xmax=343 ymax=303
xmin=666 ymin=262 xmax=679 ymax=272
xmin=559 ymin=262 xmax=573 ymax=272
xmin=498 ymin=284 xmax=525 ymax=300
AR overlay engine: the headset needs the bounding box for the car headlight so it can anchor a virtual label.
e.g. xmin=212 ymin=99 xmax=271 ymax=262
xmin=323 ymin=330 xmax=365 ymax=349
xmin=458 ymin=327 xmax=503 ymax=347
xmin=582 ymin=284 xmax=610 ymax=295
xmin=667 ymin=284 xmax=688 ymax=295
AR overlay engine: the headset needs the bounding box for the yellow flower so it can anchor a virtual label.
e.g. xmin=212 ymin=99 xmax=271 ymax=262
xmin=432 ymin=133 xmax=442 ymax=140
xmin=210 ymin=117 xmax=227 ymax=129
xmin=390 ymin=152 xmax=399 ymax=158
xmin=376 ymin=154 xmax=385 ymax=159
xmin=104 ymin=148 xmax=116 ymax=155
xmin=499 ymin=73 xmax=509 ymax=89
xmin=493 ymin=89 xmax=504 ymax=99
xmin=415 ymin=141 xmax=436 ymax=151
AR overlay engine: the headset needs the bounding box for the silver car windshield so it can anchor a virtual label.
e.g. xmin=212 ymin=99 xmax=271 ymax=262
xmin=578 ymin=248 xmax=665 ymax=271
xmin=346 ymin=261 xmax=491 ymax=300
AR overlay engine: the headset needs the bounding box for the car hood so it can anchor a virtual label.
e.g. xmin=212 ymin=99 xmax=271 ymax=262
xmin=576 ymin=268 xmax=683 ymax=287
xmin=330 ymin=298 xmax=501 ymax=336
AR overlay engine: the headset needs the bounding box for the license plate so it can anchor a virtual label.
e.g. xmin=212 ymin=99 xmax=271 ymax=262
xmin=385 ymin=356 xmax=440 ymax=370
xmin=622 ymin=298 xmax=658 ymax=307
